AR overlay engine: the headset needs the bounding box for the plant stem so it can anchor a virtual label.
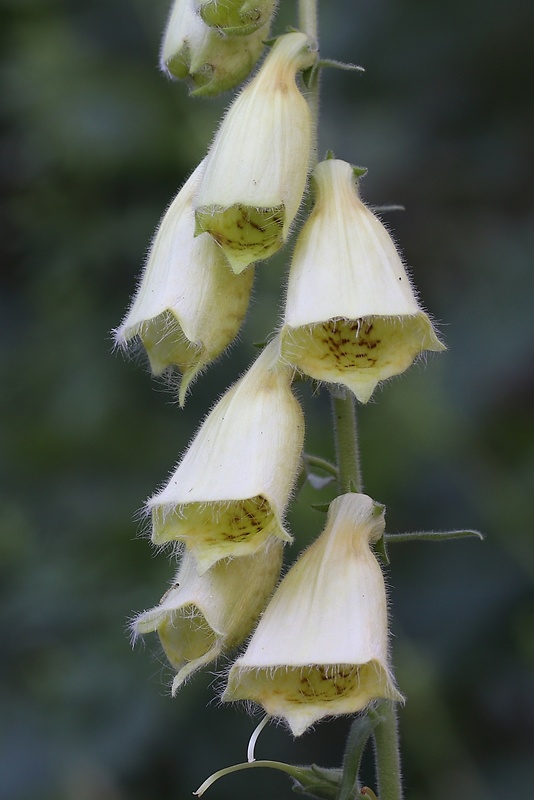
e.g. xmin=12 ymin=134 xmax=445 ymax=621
xmin=298 ymin=0 xmax=318 ymax=43
xmin=300 ymin=3 xmax=403 ymax=798
xmin=371 ymin=702 xmax=404 ymax=800
xmin=331 ymin=390 xmax=362 ymax=494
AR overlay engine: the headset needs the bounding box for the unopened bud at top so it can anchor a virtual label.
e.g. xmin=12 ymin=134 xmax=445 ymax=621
xmin=196 ymin=0 xmax=278 ymax=36
xmin=114 ymin=162 xmax=253 ymax=405
xmin=194 ymin=31 xmax=315 ymax=273
xmin=281 ymin=159 xmax=445 ymax=402
xmin=161 ymin=0 xmax=269 ymax=96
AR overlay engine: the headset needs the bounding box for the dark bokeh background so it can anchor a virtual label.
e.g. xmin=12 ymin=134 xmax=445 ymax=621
xmin=1 ymin=0 xmax=533 ymax=798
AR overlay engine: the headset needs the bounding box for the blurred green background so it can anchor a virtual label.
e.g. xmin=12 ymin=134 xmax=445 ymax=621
xmin=1 ymin=0 xmax=533 ymax=798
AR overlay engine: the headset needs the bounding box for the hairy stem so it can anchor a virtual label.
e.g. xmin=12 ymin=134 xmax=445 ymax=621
xmin=371 ymin=702 xmax=404 ymax=800
xmin=331 ymin=390 xmax=362 ymax=494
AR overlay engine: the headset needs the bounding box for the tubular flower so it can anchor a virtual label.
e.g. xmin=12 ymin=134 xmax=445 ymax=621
xmin=196 ymin=0 xmax=278 ymax=36
xmin=114 ymin=163 xmax=253 ymax=406
xmin=223 ymin=492 xmax=403 ymax=736
xmin=281 ymin=159 xmax=445 ymax=403
xmin=132 ymin=539 xmax=283 ymax=693
xmin=161 ymin=0 xmax=269 ymax=97
xmin=194 ymin=31 xmax=315 ymax=273
xmin=148 ymin=338 xmax=304 ymax=573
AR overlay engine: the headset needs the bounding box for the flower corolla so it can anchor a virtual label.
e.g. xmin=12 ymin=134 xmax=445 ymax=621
xmin=194 ymin=31 xmax=315 ymax=273
xmin=148 ymin=338 xmax=304 ymax=573
xmin=114 ymin=163 xmax=253 ymax=405
xmin=281 ymin=159 xmax=445 ymax=402
xmin=133 ymin=539 xmax=283 ymax=693
xmin=223 ymin=492 xmax=403 ymax=736
xmin=161 ymin=0 xmax=269 ymax=96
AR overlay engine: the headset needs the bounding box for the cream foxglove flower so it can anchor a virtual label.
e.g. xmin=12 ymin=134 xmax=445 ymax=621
xmin=281 ymin=159 xmax=445 ymax=402
xmin=196 ymin=0 xmax=278 ymax=36
xmin=194 ymin=31 xmax=315 ymax=273
xmin=223 ymin=492 xmax=403 ymax=736
xmin=133 ymin=539 xmax=283 ymax=693
xmin=114 ymin=163 xmax=253 ymax=406
xmin=148 ymin=338 xmax=304 ymax=573
xmin=161 ymin=0 xmax=269 ymax=96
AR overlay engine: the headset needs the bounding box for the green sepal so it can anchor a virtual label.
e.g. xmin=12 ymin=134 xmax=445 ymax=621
xmin=373 ymin=534 xmax=390 ymax=565
xmin=291 ymin=765 xmax=343 ymax=799
xmin=352 ymin=165 xmax=368 ymax=179
xmin=385 ymin=529 xmax=484 ymax=544
xmin=311 ymin=502 xmax=331 ymax=513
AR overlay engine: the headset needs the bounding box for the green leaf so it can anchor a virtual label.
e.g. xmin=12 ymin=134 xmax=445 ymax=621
xmin=318 ymin=58 xmax=365 ymax=73
xmin=385 ymin=529 xmax=484 ymax=544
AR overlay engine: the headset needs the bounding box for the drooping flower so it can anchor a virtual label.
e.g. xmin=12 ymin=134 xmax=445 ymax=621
xmin=132 ymin=539 xmax=283 ymax=693
xmin=194 ymin=31 xmax=315 ymax=273
xmin=161 ymin=0 xmax=269 ymax=96
xmin=148 ymin=338 xmax=304 ymax=573
xmin=114 ymin=162 xmax=253 ymax=406
xmin=196 ymin=0 xmax=278 ymax=36
xmin=223 ymin=492 xmax=403 ymax=736
xmin=281 ymin=159 xmax=445 ymax=402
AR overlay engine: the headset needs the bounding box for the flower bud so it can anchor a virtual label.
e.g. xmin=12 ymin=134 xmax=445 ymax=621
xmin=114 ymin=163 xmax=253 ymax=406
xmin=194 ymin=32 xmax=315 ymax=273
xmin=196 ymin=0 xmax=278 ymax=36
xmin=161 ymin=0 xmax=269 ymax=97
xmin=148 ymin=338 xmax=304 ymax=573
xmin=281 ymin=159 xmax=446 ymax=402
xmin=223 ymin=493 xmax=403 ymax=736
xmin=133 ymin=539 xmax=283 ymax=693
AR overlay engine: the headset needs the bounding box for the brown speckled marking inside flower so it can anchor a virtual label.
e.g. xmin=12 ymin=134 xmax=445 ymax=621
xmin=282 ymin=314 xmax=441 ymax=400
xmin=195 ymin=204 xmax=285 ymax=261
xmin=285 ymin=664 xmax=363 ymax=703
xmin=154 ymin=495 xmax=277 ymax=554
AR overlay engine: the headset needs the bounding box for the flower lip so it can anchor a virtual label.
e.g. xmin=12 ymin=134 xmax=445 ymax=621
xmin=281 ymin=159 xmax=445 ymax=402
xmin=223 ymin=492 xmax=403 ymax=735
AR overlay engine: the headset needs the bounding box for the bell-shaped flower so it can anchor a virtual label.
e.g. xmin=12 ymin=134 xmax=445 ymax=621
xmin=194 ymin=31 xmax=315 ymax=273
xmin=223 ymin=492 xmax=403 ymax=736
xmin=161 ymin=0 xmax=269 ymax=96
xmin=196 ymin=0 xmax=278 ymax=36
xmin=114 ymin=163 xmax=253 ymax=406
xmin=281 ymin=159 xmax=445 ymax=402
xmin=132 ymin=539 xmax=283 ymax=693
xmin=148 ymin=337 xmax=304 ymax=573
